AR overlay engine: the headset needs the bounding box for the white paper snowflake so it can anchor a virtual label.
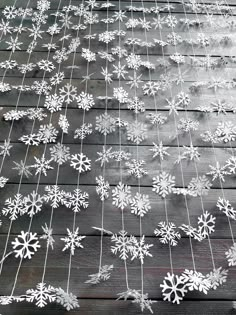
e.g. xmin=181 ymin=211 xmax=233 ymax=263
xmin=70 ymin=153 xmax=91 ymax=173
xmin=96 ymin=176 xmax=110 ymax=201
xmin=49 ymin=143 xmax=70 ymax=165
xmin=130 ymin=235 xmax=153 ymax=264
xmin=33 ymin=155 xmax=53 ymax=176
xmin=26 ymin=282 xmax=56 ymax=308
xmin=152 ymin=172 xmax=175 ymax=198
xmin=95 ymin=113 xmax=116 ymax=135
xmin=225 ymin=243 xmax=236 ymax=266
xmin=126 ymin=121 xmax=147 ymax=144
xmin=44 ymin=185 xmax=65 ymax=209
xmin=154 ymin=222 xmax=181 ymax=246
xmin=86 ymin=265 xmax=113 ymax=284
xmin=198 ymin=211 xmax=215 ymax=238
xmin=126 ymin=159 xmax=147 ymax=178
xmin=55 ymin=288 xmax=79 ymax=311
xmin=206 ymin=267 xmax=228 ymax=290
xmin=61 ymin=227 xmax=86 ymax=255
xmin=12 ymin=231 xmax=40 ymax=259
xmin=23 ymin=191 xmax=44 ymax=217
xmin=182 ymin=269 xmax=210 ymax=294
xmin=160 ymin=272 xmax=187 ymax=304
xmin=130 ymin=192 xmax=151 ymax=217
xmin=2 ymin=193 xmax=25 ymax=221
xmin=111 ymin=230 xmax=134 ymax=260
xmin=76 ymin=92 xmax=95 ymax=111
xmin=112 ymin=182 xmax=131 ymax=210
xmin=216 ymin=197 xmax=236 ymax=220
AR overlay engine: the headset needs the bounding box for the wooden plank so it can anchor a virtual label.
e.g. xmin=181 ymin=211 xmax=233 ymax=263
xmin=1 ymin=52 xmax=236 ymax=80
xmin=0 ymin=107 xmax=235 ymax=147
xmin=0 ymin=184 xmax=235 ymax=238
xmin=0 ymin=236 xmax=235 ymax=299
xmin=0 ymin=300 xmax=236 ymax=315
xmin=0 ymin=143 xmax=235 ymax=187
xmin=0 ymin=300 xmax=235 ymax=315
xmin=0 ymin=79 xmax=235 ymax=112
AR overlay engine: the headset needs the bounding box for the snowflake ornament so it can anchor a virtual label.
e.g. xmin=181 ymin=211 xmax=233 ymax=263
xmin=12 ymin=231 xmax=41 ymax=259
xmin=86 ymin=265 xmax=113 ymax=284
xmin=26 ymin=282 xmax=56 ymax=308
xmin=112 ymin=182 xmax=131 ymax=210
xmin=160 ymin=272 xmax=187 ymax=304
xmin=126 ymin=159 xmax=147 ymax=178
xmin=152 ymin=172 xmax=176 ymax=198
xmin=154 ymin=222 xmax=181 ymax=246
xmin=70 ymin=153 xmax=91 ymax=173
xmin=61 ymin=227 xmax=86 ymax=255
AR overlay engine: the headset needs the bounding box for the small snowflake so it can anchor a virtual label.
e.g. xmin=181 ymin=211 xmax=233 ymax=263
xmin=127 ymin=97 xmax=145 ymax=113
xmin=113 ymin=87 xmax=129 ymax=103
xmin=226 ymin=156 xmax=236 ymax=174
xmin=95 ymin=113 xmax=116 ymax=135
xmin=206 ymin=267 xmax=228 ymax=290
xmin=64 ymin=188 xmax=89 ymax=213
xmin=55 ymin=288 xmax=79 ymax=311
xmin=112 ymin=182 xmax=131 ymax=210
xmin=58 ymin=114 xmax=69 ymax=134
xmin=33 ymin=155 xmax=53 ymax=176
xmin=61 ymin=227 xmax=86 ymax=255
xmin=38 ymin=124 xmax=58 ymax=144
xmin=130 ymin=192 xmax=151 ymax=217
xmin=130 ymin=235 xmax=153 ymax=264
xmin=76 ymin=92 xmax=95 ymax=111
xmin=12 ymin=160 xmax=33 ymax=178
xmin=217 ymin=197 xmax=236 ymax=220
xmin=198 ymin=211 xmax=215 ymax=238
xmin=82 ymin=48 xmax=96 ymax=62
xmin=2 ymin=193 xmax=25 ymax=221
xmin=207 ymin=162 xmax=229 ymax=182
xmin=59 ymin=83 xmax=77 ymax=104
xmin=225 ymin=243 xmax=236 ymax=266
xmin=111 ymin=230 xmax=134 ymax=260
xmin=49 ymin=143 xmax=70 ymax=165
xmin=96 ymin=176 xmax=110 ymax=201
xmin=154 ymin=222 xmax=181 ymax=246
xmin=44 ymin=185 xmax=65 ymax=209
xmin=150 ymin=142 xmax=170 ymax=160
xmin=23 ymin=191 xmax=44 ymax=217
xmin=152 ymin=172 xmax=175 ymax=198
xmin=126 ymin=159 xmax=147 ymax=178
xmin=126 ymin=121 xmax=147 ymax=144
xmin=44 ymin=94 xmax=63 ymax=113
xmin=41 ymin=223 xmax=55 ymax=250
xmin=74 ymin=123 xmax=93 ymax=140
xmin=86 ymin=265 xmax=113 ymax=284
xmin=187 ymin=175 xmax=212 ymax=197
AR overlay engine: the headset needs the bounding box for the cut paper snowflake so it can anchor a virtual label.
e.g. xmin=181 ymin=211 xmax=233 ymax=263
xmin=2 ymin=193 xmax=25 ymax=221
xmin=74 ymin=123 xmax=93 ymax=140
xmin=26 ymin=282 xmax=56 ymax=308
xmin=152 ymin=172 xmax=175 ymax=198
xmin=217 ymin=197 xmax=236 ymax=220
xmin=126 ymin=159 xmax=147 ymax=178
xmin=207 ymin=162 xmax=229 ymax=182
xmin=95 ymin=113 xmax=116 ymax=135
xmin=40 ymin=223 xmax=55 ymax=250
xmin=58 ymin=114 xmax=69 ymax=134
xmin=0 ymin=139 xmax=13 ymax=157
xmin=127 ymin=97 xmax=145 ymax=113
xmin=130 ymin=235 xmax=153 ymax=264
xmin=112 ymin=182 xmax=131 ymax=210
xmin=76 ymin=92 xmax=95 ymax=111
xmin=150 ymin=141 xmax=170 ymax=160
xmin=12 ymin=160 xmax=33 ymax=178
xmin=160 ymin=272 xmax=187 ymax=304
xmin=126 ymin=121 xmax=147 ymax=144
xmin=179 ymin=224 xmax=203 ymax=242
xmin=96 ymin=146 xmax=113 ymax=167
xmin=70 ymin=153 xmax=91 ymax=173
xmin=12 ymin=231 xmax=40 ymax=259
xmin=49 ymin=143 xmax=70 ymax=165
xmin=64 ymin=188 xmax=89 ymax=213
xmin=130 ymin=192 xmax=151 ymax=217
xmin=38 ymin=124 xmax=58 ymax=144
xmin=225 ymin=243 xmax=236 ymax=266
xmin=61 ymin=228 xmax=86 ymax=256
xmin=154 ymin=222 xmax=181 ymax=246
xmin=33 ymin=155 xmax=53 ymax=177
xmin=59 ymin=83 xmax=77 ymax=104
xmin=198 ymin=211 xmax=216 ymax=238
xmin=132 ymin=291 xmax=156 ymax=314
xmin=111 ymin=230 xmax=134 ymax=260
xmin=206 ymin=267 xmax=228 ymax=290
xmin=96 ymin=176 xmax=110 ymax=201
xmin=182 ymin=270 xmax=210 ymax=294
xmin=44 ymin=185 xmax=65 ymax=209
xmin=55 ymin=288 xmax=79 ymax=311
xmin=85 ymin=265 xmax=113 ymax=284
xmin=187 ymin=175 xmax=212 ymax=197
xmin=44 ymin=94 xmax=63 ymax=113
xmin=23 ymin=191 xmax=44 ymax=217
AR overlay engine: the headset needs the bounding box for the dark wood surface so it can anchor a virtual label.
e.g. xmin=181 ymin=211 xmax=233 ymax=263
xmin=0 ymin=0 xmax=236 ymax=314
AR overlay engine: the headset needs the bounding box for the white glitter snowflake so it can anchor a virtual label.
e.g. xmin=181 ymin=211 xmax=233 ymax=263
xmin=76 ymin=92 xmax=95 ymax=111
xmin=130 ymin=192 xmax=151 ymax=217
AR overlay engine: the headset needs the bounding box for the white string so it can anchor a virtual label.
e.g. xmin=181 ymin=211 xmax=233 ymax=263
xmin=66 ymin=0 xmax=94 ymax=293
xmin=117 ymin=0 xmax=129 ymax=290
xmin=0 ymin=0 xmax=64 ymax=277
xmin=98 ymin=0 xmax=110 ymax=273
xmin=8 ymin=0 xmax=75 ymax=296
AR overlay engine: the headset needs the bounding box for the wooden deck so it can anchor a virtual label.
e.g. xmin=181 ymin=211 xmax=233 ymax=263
xmin=0 ymin=0 xmax=236 ymax=314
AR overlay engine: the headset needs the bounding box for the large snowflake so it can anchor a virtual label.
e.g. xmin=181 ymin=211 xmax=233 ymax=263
xmin=152 ymin=172 xmax=176 ymax=198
